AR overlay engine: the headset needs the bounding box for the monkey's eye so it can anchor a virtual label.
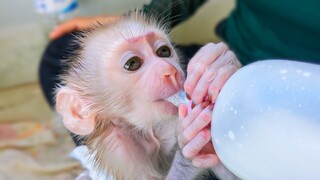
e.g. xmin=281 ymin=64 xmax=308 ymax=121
xmin=156 ymin=45 xmax=172 ymax=57
xmin=124 ymin=56 xmax=142 ymax=71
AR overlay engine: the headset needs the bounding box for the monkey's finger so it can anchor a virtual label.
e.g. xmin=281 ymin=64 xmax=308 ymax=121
xmin=191 ymin=51 xmax=235 ymax=104
xmin=182 ymin=128 xmax=211 ymax=159
xmin=178 ymin=104 xmax=205 ymax=148
xmin=178 ymin=104 xmax=190 ymax=147
xmin=208 ymin=64 xmax=239 ymax=103
xmin=184 ymin=43 xmax=228 ymax=98
xmin=187 ymin=42 xmax=228 ymax=74
xmin=183 ymin=106 xmax=212 ymax=142
xmin=180 ymin=104 xmax=203 ymax=129
xmin=192 ymin=154 xmax=220 ymax=168
xmin=178 ymin=104 xmax=188 ymax=120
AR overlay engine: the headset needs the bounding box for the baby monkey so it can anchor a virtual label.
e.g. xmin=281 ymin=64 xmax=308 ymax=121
xmin=55 ymin=12 xmax=195 ymax=179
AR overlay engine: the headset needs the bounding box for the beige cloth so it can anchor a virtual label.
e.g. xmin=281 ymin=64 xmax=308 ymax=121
xmin=0 ymin=121 xmax=83 ymax=179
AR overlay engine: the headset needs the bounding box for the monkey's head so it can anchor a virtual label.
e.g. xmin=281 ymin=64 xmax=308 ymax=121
xmin=55 ymin=13 xmax=185 ymax=136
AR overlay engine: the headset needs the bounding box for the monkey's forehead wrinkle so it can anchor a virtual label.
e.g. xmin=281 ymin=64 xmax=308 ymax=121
xmin=126 ymin=31 xmax=156 ymax=43
xmin=81 ymin=17 xmax=169 ymax=48
xmin=75 ymin=10 xmax=170 ymax=49
xmin=106 ymin=22 xmax=166 ymax=44
xmin=77 ymin=22 xmax=170 ymax=66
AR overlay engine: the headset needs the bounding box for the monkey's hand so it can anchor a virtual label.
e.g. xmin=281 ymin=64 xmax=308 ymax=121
xmin=49 ymin=15 xmax=120 ymax=40
xmin=177 ymin=103 xmax=219 ymax=168
xmin=184 ymin=42 xmax=241 ymax=105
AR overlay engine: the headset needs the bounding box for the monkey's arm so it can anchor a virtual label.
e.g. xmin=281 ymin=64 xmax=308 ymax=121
xmin=178 ymin=103 xmax=219 ymax=168
xmin=166 ymin=150 xmax=205 ymax=180
xmin=142 ymin=0 xmax=207 ymax=29
xmin=165 ymin=103 xmax=223 ymax=180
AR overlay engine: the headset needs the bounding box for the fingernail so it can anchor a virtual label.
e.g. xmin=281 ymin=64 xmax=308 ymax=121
xmin=201 ymin=101 xmax=210 ymax=109
xmin=186 ymin=93 xmax=191 ymax=100
xmin=208 ymin=95 xmax=212 ymax=104
xmin=191 ymin=102 xmax=195 ymax=109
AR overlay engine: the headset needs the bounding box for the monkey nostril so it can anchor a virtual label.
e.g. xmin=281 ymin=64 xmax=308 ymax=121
xmin=164 ymin=71 xmax=179 ymax=89
xmin=162 ymin=64 xmax=176 ymax=76
xmin=164 ymin=69 xmax=177 ymax=79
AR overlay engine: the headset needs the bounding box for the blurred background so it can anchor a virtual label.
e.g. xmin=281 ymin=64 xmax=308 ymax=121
xmin=0 ymin=0 xmax=234 ymax=179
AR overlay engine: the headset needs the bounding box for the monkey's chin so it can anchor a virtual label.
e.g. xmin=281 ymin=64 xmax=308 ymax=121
xmin=156 ymin=100 xmax=178 ymax=115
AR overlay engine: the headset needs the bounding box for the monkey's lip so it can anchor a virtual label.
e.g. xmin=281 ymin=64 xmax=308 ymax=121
xmin=155 ymin=100 xmax=178 ymax=113
xmin=153 ymin=88 xmax=181 ymax=100
xmin=156 ymin=95 xmax=181 ymax=107
xmin=156 ymin=90 xmax=181 ymax=101
xmin=155 ymin=99 xmax=175 ymax=104
xmin=153 ymin=94 xmax=179 ymax=114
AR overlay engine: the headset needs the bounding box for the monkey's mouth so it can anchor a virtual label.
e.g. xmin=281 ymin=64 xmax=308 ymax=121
xmin=154 ymin=100 xmax=179 ymax=115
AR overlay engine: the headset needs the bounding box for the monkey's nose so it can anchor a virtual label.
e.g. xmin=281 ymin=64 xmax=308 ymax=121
xmin=163 ymin=64 xmax=177 ymax=78
xmin=155 ymin=60 xmax=179 ymax=82
xmin=163 ymin=65 xmax=179 ymax=89
xmin=163 ymin=62 xmax=177 ymax=74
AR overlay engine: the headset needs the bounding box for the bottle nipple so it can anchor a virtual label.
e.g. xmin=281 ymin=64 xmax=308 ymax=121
xmin=165 ymin=91 xmax=189 ymax=107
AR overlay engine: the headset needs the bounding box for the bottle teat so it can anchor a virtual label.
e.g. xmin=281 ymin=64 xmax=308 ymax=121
xmin=165 ymin=91 xmax=189 ymax=107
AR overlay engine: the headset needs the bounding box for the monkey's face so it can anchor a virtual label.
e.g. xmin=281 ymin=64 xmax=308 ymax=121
xmin=56 ymin=18 xmax=185 ymax=134
xmin=102 ymin=25 xmax=185 ymax=121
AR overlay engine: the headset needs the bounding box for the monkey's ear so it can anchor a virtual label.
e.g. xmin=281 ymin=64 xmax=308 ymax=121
xmin=55 ymin=87 xmax=95 ymax=135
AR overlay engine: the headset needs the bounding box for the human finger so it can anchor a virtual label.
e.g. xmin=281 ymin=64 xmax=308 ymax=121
xmin=49 ymin=18 xmax=80 ymax=39
xmin=49 ymin=16 xmax=120 ymax=40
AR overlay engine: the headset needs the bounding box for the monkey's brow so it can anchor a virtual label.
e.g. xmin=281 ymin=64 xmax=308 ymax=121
xmin=126 ymin=32 xmax=155 ymax=43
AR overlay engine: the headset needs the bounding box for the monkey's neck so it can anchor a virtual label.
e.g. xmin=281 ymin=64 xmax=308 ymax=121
xmin=89 ymin=117 xmax=177 ymax=179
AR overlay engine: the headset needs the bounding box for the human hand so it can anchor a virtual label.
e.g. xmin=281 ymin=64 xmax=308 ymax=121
xmin=184 ymin=42 xmax=241 ymax=105
xmin=49 ymin=15 xmax=120 ymax=40
xmin=177 ymin=103 xmax=219 ymax=168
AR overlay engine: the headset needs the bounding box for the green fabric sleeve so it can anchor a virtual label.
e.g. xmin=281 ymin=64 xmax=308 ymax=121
xmin=216 ymin=0 xmax=320 ymax=65
xmin=142 ymin=0 xmax=207 ymax=29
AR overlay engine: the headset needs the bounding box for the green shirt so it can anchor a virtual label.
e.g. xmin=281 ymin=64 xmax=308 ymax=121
xmin=143 ymin=0 xmax=320 ymax=65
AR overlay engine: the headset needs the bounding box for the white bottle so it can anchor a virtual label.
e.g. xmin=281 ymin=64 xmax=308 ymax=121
xmin=212 ymin=60 xmax=320 ymax=179
xmin=34 ymin=0 xmax=79 ymax=35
